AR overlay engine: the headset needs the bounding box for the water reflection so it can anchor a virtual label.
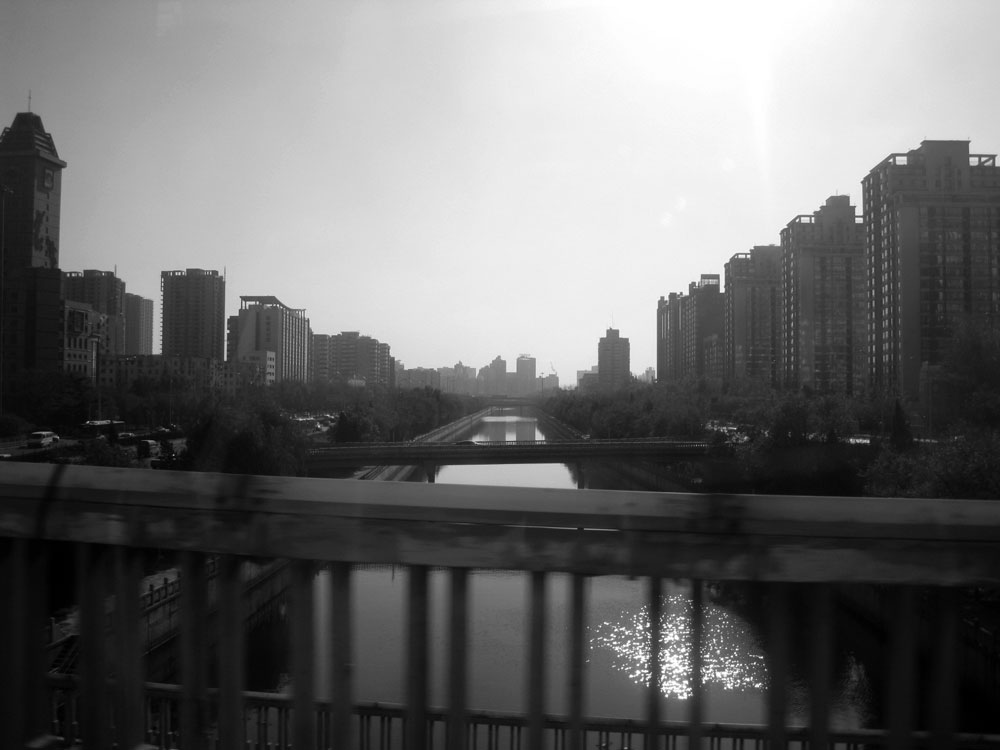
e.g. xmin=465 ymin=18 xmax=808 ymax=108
xmin=590 ymin=592 xmax=768 ymax=700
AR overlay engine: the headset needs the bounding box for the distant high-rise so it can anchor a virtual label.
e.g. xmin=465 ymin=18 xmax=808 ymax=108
xmin=781 ymin=196 xmax=866 ymax=395
xmin=0 ymin=112 xmax=67 ymax=387
xmin=864 ymin=141 xmax=1000 ymax=398
xmin=680 ymin=275 xmax=723 ymax=384
xmin=324 ymin=331 xmax=391 ymax=387
xmin=227 ymin=295 xmax=311 ymax=383
xmin=597 ymin=328 xmax=630 ymax=390
xmin=515 ymin=355 xmax=536 ymax=396
xmin=724 ymin=246 xmax=781 ymax=386
xmin=160 ymin=269 xmax=226 ymax=360
xmin=123 ymin=293 xmax=154 ymax=355
xmin=63 ymin=270 xmax=126 ymax=356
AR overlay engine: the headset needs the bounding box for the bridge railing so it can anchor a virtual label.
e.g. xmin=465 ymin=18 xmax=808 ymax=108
xmin=3 ymin=462 xmax=1000 ymax=749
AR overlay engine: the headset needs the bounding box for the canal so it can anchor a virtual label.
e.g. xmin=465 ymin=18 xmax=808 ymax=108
xmin=248 ymin=410 xmax=874 ymax=728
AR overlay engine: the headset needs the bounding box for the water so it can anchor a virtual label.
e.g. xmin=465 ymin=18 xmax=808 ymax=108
xmin=268 ymin=412 xmax=874 ymax=727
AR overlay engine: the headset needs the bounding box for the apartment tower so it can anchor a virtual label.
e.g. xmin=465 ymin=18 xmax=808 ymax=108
xmin=598 ymin=328 xmax=630 ymax=390
xmin=863 ymin=141 xmax=1000 ymax=399
xmin=781 ymin=196 xmax=866 ymax=394
xmin=724 ymin=246 xmax=782 ymax=386
xmin=228 ymin=296 xmax=311 ymax=383
xmin=160 ymin=269 xmax=226 ymax=360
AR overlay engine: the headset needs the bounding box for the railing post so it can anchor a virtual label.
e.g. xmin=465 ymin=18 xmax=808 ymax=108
xmin=291 ymin=559 xmax=316 ymax=750
xmin=180 ymin=551 xmax=209 ymax=750
xmin=218 ymin=554 xmax=245 ymax=748
xmin=447 ymin=567 xmax=469 ymax=750
xmin=930 ymin=587 xmax=958 ymax=750
xmin=567 ymin=573 xmax=587 ymax=750
xmin=766 ymin=583 xmax=789 ymax=750
xmin=330 ymin=562 xmax=354 ymax=749
xmin=688 ymin=579 xmax=704 ymax=750
xmin=114 ymin=545 xmax=145 ymax=749
xmin=527 ymin=570 xmax=546 ymax=750
xmin=646 ymin=576 xmax=662 ymax=750
xmin=407 ymin=565 xmax=429 ymax=750
xmin=809 ymin=583 xmax=833 ymax=750
xmin=888 ymin=585 xmax=916 ymax=750
xmin=78 ymin=543 xmax=110 ymax=750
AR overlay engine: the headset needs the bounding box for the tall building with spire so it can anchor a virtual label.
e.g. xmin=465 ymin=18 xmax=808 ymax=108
xmin=0 ymin=112 xmax=67 ymax=392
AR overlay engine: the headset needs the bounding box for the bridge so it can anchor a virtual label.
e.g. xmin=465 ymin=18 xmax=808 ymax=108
xmin=308 ymin=437 xmax=710 ymax=479
xmin=3 ymin=462 xmax=1000 ymax=749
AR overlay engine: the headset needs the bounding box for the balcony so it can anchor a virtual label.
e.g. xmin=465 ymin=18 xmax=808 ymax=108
xmin=3 ymin=461 xmax=1000 ymax=749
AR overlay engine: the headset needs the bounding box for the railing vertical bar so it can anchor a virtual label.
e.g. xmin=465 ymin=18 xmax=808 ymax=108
xmin=114 ymin=545 xmax=145 ymax=749
xmin=888 ymin=585 xmax=916 ymax=750
xmin=78 ymin=542 xmax=109 ymax=750
xmin=0 ymin=539 xmax=26 ymax=749
xmin=291 ymin=559 xmax=316 ymax=750
xmin=219 ymin=554 xmax=245 ymax=748
xmin=689 ymin=579 xmax=704 ymax=750
xmin=568 ymin=573 xmax=586 ymax=750
xmin=809 ymin=584 xmax=833 ymax=750
xmin=767 ymin=583 xmax=789 ymax=750
xmin=930 ymin=587 xmax=958 ymax=750
xmin=24 ymin=540 xmax=50 ymax=744
xmin=181 ymin=551 xmax=209 ymax=750
xmin=406 ymin=565 xmax=430 ymax=750
xmin=448 ymin=567 xmax=469 ymax=750
xmin=527 ymin=570 xmax=547 ymax=750
xmin=330 ymin=561 xmax=354 ymax=749
xmin=646 ymin=576 xmax=662 ymax=750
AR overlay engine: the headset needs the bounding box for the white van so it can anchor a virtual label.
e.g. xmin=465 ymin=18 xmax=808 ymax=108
xmin=27 ymin=431 xmax=60 ymax=448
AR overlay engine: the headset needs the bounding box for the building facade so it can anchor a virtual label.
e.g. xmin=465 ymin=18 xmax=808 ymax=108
xmin=679 ymin=275 xmax=723 ymax=385
xmin=62 ymin=270 xmax=126 ymax=356
xmin=597 ymin=328 xmax=630 ymax=390
xmin=781 ymin=196 xmax=866 ymax=395
xmin=123 ymin=292 xmax=154 ymax=356
xmin=0 ymin=112 xmax=67 ymax=390
xmin=724 ymin=246 xmax=781 ymax=387
xmin=227 ymin=296 xmax=311 ymax=383
xmin=863 ymin=140 xmax=1000 ymax=399
xmin=161 ymin=269 xmax=226 ymax=360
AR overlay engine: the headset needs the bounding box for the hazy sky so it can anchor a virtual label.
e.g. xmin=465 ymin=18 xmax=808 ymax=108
xmin=3 ymin=0 xmax=999 ymax=381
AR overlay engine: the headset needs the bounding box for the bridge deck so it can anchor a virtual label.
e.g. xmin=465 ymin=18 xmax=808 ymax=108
xmin=309 ymin=437 xmax=710 ymax=468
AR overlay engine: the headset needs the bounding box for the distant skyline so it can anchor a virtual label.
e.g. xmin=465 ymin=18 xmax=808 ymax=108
xmin=4 ymin=0 xmax=1000 ymax=380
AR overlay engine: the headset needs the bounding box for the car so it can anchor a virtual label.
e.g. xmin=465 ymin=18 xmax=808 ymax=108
xmin=118 ymin=432 xmax=137 ymax=444
xmin=27 ymin=431 xmax=60 ymax=448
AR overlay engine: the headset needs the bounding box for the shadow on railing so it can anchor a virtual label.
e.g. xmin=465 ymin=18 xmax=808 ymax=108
xmin=4 ymin=462 xmax=1000 ymax=749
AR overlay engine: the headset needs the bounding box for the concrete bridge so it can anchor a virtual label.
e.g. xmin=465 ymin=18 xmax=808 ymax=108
xmin=308 ymin=437 xmax=710 ymax=480
xmin=4 ymin=463 xmax=1000 ymax=749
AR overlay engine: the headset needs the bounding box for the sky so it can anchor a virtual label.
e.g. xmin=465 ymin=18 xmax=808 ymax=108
xmin=3 ymin=0 xmax=1000 ymax=383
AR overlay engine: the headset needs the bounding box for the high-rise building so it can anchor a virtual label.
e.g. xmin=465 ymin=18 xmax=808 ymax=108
xmin=160 ymin=269 xmax=226 ymax=360
xmin=325 ymin=331 xmax=391 ymax=387
xmin=656 ymin=293 xmax=682 ymax=383
xmin=598 ymin=328 xmax=630 ymax=390
xmin=515 ymin=355 xmax=536 ymax=396
xmin=724 ymin=246 xmax=781 ymax=386
xmin=0 ymin=112 xmax=67 ymax=390
xmin=863 ymin=141 xmax=1000 ymax=399
xmin=781 ymin=196 xmax=866 ymax=395
xmin=680 ymin=275 xmax=723 ymax=384
xmin=311 ymin=333 xmax=331 ymax=382
xmin=62 ymin=270 xmax=126 ymax=356
xmin=227 ymin=296 xmax=311 ymax=383
xmin=123 ymin=292 xmax=154 ymax=355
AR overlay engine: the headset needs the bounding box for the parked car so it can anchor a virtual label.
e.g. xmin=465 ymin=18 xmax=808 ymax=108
xmin=27 ymin=431 xmax=59 ymax=448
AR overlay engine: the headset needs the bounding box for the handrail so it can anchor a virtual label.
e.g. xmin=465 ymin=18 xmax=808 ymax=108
xmin=5 ymin=461 xmax=1000 ymax=749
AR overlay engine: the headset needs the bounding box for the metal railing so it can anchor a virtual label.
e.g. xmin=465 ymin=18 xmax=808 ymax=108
xmin=3 ymin=462 xmax=1000 ymax=749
